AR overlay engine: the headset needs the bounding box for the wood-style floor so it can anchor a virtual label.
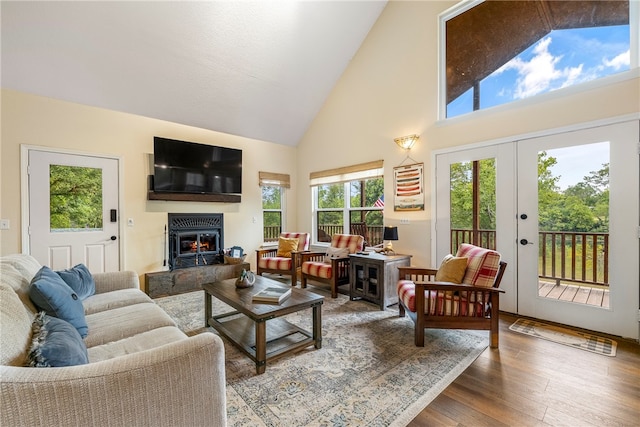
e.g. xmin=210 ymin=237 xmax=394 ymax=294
xmin=409 ymin=312 xmax=640 ymax=426
xmin=538 ymin=281 xmax=610 ymax=308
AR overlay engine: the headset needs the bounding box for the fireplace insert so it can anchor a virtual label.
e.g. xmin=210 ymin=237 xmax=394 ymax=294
xmin=168 ymin=213 xmax=224 ymax=270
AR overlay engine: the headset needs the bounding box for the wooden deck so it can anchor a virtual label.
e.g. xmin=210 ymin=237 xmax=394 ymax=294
xmin=538 ymin=280 xmax=610 ymax=308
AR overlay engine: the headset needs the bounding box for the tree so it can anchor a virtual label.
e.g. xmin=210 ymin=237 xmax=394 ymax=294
xmin=50 ymin=165 xmax=102 ymax=230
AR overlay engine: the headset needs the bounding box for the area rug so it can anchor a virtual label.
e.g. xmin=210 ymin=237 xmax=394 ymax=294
xmin=509 ymin=318 xmax=617 ymax=357
xmin=155 ymin=287 xmax=489 ymax=426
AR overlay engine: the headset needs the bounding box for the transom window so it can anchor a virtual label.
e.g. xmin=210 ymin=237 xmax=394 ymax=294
xmin=442 ymin=0 xmax=634 ymax=119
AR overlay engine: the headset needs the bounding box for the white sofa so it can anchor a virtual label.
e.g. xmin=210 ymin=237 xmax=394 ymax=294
xmin=0 ymin=254 xmax=227 ymax=426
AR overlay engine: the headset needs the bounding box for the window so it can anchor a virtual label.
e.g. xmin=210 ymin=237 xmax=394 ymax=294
xmin=259 ymin=172 xmax=289 ymax=242
xmin=310 ymin=161 xmax=384 ymax=247
xmin=442 ymin=0 xmax=635 ymax=119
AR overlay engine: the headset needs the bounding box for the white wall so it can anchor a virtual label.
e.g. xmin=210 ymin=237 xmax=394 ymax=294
xmin=0 ymin=90 xmax=298 ymax=279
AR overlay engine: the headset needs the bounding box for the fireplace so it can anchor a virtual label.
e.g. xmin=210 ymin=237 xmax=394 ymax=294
xmin=168 ymin=213 xmax=224 ymax=270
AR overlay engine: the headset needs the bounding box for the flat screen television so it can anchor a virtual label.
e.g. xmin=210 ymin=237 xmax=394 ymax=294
xmin=153 ymin=137 xmax=242 ymax=195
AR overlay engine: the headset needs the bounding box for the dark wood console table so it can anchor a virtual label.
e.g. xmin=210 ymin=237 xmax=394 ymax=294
xmin=349 ymin=253 xmax=411 ymax=310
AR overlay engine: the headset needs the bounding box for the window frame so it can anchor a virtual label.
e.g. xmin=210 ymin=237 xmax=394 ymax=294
xmin=312 ymin=179 xmax=384 ymax=247
xmin=438 ymin=0 xmax=639 ymax=121
xmin=261 ymin=184 xmax=285 ymax=243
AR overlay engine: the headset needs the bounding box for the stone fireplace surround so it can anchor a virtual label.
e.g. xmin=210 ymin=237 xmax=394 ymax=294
xmin=144 ymin=213 xmax=249 ymax=298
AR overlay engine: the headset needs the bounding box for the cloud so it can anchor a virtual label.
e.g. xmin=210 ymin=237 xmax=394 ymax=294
xmin=497 ymin=36 xmax=590 ymax=99
xmin=602 ymin=50 xmax=630 ymax=70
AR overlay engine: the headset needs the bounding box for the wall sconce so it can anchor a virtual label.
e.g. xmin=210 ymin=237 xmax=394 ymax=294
xmin=394 ymin=134 xmax=419 ymax=150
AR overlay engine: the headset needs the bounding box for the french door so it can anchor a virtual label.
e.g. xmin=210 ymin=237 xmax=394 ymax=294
xmin=435 ymin=143 xmax=517 ymax=313
xmin=26 ymin=148 xmax=121 ymax=273
xmin=435 ymin=120 xmax=639 ymax=339
xmin=517 ymin=121 xmax=639 ymax=338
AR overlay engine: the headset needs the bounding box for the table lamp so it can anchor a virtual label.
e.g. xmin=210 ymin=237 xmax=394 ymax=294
xmin=382 ymin=226 xmax=398 ymax=255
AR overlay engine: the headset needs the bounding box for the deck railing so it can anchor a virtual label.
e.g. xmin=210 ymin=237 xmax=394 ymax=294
xmin=451 ymin=229 xmax=609 ymax=287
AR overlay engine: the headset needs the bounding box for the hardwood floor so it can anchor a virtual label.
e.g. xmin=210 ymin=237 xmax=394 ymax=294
xmin=408 ymin=312 xmax=640 ymax=426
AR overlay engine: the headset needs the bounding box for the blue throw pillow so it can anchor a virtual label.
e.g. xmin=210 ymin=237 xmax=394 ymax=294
xmin=29 ymin=266 xmax=88 ymax=338
xmin=56 ymin=264 xmax=95 ymax=300
xmin=27 ymin=312 xmax=89 ymax=367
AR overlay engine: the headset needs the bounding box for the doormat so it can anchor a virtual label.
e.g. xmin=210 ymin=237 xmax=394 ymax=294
xmin=509 ymin=318 xmax=617 ymax=356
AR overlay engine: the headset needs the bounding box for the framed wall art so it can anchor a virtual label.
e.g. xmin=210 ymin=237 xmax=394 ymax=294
xmin=394 ymin=163 xmax=424 ymax=211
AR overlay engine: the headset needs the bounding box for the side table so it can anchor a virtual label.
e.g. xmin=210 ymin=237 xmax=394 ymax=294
xmin=349 ymin=252 xmax=411 ymax=310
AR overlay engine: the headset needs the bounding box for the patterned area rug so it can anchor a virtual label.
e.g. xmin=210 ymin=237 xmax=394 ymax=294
xmin=155 ymin=286 xmax=489 ymax=426
xmin=509 ymin=318 xmax=617 ymax=356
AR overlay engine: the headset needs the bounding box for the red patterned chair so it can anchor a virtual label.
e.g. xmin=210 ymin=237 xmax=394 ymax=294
xmin=256 ymin=232 xmax=310 ymax=284
xmin=300 ymin=234 xmax=365 ymax=298
xmin=397 ymin=243 xmax=507 ymax=348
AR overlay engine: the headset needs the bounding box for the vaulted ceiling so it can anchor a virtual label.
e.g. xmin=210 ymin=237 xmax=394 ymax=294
xmin=1 ymin=1 xmax=387 ymax=147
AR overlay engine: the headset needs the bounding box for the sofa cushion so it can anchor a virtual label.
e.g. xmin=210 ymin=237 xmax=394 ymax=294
xmin=29 ymin=266 xmax=88 ymax=338
xmin=301 ymin=261 xmax=333 ymax=280
xmin=276 ymin=237 xmax=299 ymax=258
xmin=456 ymin=243 xmax=501 ymax=288
xmin=280 ymin=232 xmax=311 ymax=251
xmin=434 ymin=255 xmax=468 ymax=284
xmin=27 ymin=312 xmax=89 ymax=367
xmin=0 ymin=283 xmax=34 ymax=366
xmin=83 ymin=288 xmax=154 ymax=315
xmin=0 ymin=263 xmax=38 ymax=313
xmin=56 ymin=264 xmax=95 ymax=300
xmin=257 ymin=256 xmax=293 ymax=271
xmin=0 ymin=254 xmax=42 ymax=282
xmin=87 ymin=326 xmax=187 ymax=363
xmin=84 ymin=302 xmax=177 ymax=348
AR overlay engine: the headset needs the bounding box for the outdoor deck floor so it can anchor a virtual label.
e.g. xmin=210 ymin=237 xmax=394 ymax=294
xmin=538 ymin=280 xmax=609 ymax=308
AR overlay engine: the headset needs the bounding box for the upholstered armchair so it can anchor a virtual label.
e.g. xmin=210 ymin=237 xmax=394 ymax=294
xmin=256 ymin=232 xmax=310 ymax=284
xmin=300 ymin=234 xmax=365 ymax=298
xmin=397 ymin=243 xmax=507 ymax=348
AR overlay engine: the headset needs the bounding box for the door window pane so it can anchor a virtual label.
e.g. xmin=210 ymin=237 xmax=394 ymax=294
xmin=449 ymin=158 xmax=496 ymax=253
xmin=538 ymin=143 xmax=610 ymax=293
xmin=50 ymin=165 xmax=103 ymax=231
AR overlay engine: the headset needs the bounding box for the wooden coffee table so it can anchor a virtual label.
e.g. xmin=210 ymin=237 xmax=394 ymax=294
xmin=203 ymin=275 xmax=323 ymax=374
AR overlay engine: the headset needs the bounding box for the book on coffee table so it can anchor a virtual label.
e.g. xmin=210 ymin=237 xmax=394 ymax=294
xmin=252 ymin=286 xmax=292 ymax=304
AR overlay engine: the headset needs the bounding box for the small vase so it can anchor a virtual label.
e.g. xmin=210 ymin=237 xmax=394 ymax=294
xmin=235 ymin=270 xmax=256 ymax=288
xmin=235 ymin=277 xmax=254 ymax=288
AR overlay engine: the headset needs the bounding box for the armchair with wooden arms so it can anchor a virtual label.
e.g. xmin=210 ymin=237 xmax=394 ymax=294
xmin=300 ymin=234 xmax=365 ymax=298
xmin=397 ymin=243 xmax=507 ymax=348
xmin=256 ymin=232 xmax=310 ymax=284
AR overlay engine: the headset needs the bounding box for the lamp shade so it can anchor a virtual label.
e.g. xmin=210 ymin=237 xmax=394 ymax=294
xmin=383 ymin=226 xmax=398 ymax=241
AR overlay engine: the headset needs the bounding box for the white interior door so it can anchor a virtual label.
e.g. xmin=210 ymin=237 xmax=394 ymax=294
xmin=28 ymin=149 xmax=120 ymax=273
xmin=517 ymin=121 xmax=639 ymax=339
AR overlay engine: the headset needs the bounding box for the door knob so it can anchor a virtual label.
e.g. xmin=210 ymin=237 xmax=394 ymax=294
xmin=520 ymin=214 xmax=528 ymax=220
xmin=110 ymin=235 xmax=117 ymax=241
xmin=520 ymin=239 xmax=533 ymax=245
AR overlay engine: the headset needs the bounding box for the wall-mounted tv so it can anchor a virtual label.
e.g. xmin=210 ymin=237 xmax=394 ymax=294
xmin=153 ymin=137 xmax=242 ymax=195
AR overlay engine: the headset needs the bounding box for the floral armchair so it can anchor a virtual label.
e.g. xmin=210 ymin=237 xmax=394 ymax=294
xmin=397 ymin=243 xmax=507 ymax=348
xmin=300 ymin=234 xmax=364 ymax=298
xmin=256 ymin=232 xmax=310 ymax=284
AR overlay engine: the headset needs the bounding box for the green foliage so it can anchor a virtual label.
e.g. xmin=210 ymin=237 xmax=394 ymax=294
xmin=538 ymin=151 xmax=609 ymax=232
xmin=50 ymin=165 xmax=103 ymax=229
xmin=450 ymin=159 xmax=495 ymax=230
xmin=450 ymin=152 xmax=609 ymax=233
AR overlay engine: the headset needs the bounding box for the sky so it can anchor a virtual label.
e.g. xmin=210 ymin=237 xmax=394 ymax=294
xmin=546 ymin=142 xmax=609 ymax=191
xmin=447 ymin=25 xmax=631 ymax=117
